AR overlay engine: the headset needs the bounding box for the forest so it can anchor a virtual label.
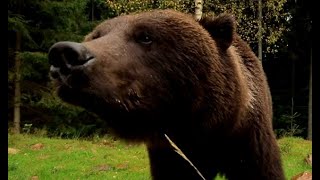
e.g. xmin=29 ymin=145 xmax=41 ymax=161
xmin=8 ymin=0 xmax=312 ymax=140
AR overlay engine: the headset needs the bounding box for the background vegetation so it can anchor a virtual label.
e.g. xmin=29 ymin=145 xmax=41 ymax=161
xmin=8 ymin=0 xmax=312 ymax=138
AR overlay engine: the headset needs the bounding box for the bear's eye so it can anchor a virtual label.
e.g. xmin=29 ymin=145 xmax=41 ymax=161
xmin=136 ymin=32 xmax=153 ymax=45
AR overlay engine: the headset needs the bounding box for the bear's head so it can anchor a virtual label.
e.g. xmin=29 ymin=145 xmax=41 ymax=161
xmin=48 ymin=10 xmax=236 ymax=141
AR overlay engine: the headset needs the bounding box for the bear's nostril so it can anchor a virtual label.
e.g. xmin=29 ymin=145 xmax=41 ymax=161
xmin=64 ymin=47 xmax=80 ymax=65
xmin=48 ymin=48 xmax=64 ymax=68
xmin=48 ymin=41 xmax=94 ymax=69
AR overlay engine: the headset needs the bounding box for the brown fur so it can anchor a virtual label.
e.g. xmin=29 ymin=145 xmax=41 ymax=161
xmin=48 ymin=10 xmax=285 ymax=180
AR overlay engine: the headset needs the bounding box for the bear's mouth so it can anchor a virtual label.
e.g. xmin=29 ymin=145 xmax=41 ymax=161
xmin=52 ymin=77 xmax=159 ymax=140
xmin=50 ymin=64 xmax=140 ymax=120
xmin=49 ymin=65 xmax=92 ymax=105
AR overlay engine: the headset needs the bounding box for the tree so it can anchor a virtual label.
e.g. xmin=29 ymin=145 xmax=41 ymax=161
xmin=13 ymin=30 xmax=21 ymax=134
xmin=8 ymin=0 xmax=98 ymax=136
xmin=307 ymin=48 xmax=312 ymax=140
xmin=8 ymin=0 xmax=25 ymax=134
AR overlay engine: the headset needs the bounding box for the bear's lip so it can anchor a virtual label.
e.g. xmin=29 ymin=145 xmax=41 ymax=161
xmin=49 ymin=66 xmax=70 ymax=86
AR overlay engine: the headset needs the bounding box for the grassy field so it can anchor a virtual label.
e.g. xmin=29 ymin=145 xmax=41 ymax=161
xmin=8 ymin=134 xmax=311 ymax=180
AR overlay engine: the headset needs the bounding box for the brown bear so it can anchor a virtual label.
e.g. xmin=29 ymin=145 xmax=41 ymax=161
xmin=48 ymin=9 xmax=285 ymax=180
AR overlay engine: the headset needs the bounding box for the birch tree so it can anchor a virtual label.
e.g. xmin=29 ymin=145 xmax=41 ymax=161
xmin=194 ymin=0 xmax=203 ymax=21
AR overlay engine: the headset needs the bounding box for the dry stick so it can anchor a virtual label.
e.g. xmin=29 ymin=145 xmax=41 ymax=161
xmin=164 ymin=134 xmax=206 ymax=180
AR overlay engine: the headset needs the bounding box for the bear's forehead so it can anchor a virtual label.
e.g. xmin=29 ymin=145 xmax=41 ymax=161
xmin=95 ymin=10 xmax=195 ymax=32
xmin=83 ymin=9 xmax=205 ymax=42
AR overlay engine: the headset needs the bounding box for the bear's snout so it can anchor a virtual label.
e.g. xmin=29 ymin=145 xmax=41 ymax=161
xmin=48 ymin=41 xmax=95 ymax=77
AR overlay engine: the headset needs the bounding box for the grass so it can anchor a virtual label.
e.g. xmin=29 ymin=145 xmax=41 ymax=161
xmin=8 ymin=134 xmax=311 ymax=180
xmin=8 ymin=134 xmax=150 ymax=180
xmin=278 ymin=137 xmax=312 ymax=178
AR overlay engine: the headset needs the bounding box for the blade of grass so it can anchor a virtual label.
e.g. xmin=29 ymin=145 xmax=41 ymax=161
xmin=164 ymin=134 xmax=206 ymax=180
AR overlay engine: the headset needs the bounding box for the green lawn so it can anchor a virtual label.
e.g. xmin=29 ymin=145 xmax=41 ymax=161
xmin=8 ymin=134 xmax=150 ymax=180
xmin=278 ymin=137 xmax=312 ymax=178
xmin=8 ymin=134 xmax=311 ymax=180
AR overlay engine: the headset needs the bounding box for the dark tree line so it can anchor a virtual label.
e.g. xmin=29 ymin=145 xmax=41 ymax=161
xmin=8 ymin=0 xmax=312 ymax=139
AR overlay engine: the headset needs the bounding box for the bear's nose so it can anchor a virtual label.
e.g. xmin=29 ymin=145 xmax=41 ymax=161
xmin=48 ymin=41 xmax=94 ymax=74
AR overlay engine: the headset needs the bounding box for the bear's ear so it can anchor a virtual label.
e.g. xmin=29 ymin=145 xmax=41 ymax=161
xmin=199 ymin=13 xmax=236 ymax=50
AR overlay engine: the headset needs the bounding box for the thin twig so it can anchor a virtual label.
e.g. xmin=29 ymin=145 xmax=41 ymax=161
xmin=164 ymin=134 xmax=206 ymax=180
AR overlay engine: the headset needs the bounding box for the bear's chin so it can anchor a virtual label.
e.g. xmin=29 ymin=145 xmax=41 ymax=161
xmin=55 ymin=84 xmax=160 ymax=140
xmin=56 ymin=84 xmax=124 ymax=115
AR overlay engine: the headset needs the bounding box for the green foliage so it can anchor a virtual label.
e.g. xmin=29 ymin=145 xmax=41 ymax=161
xmin=18 ymin=52 xmax=49 ymax=81
xmin=203 ymin=0 xmax=289 ymax=55
xmin=274 ymin=111 xmax=305 ymax=138
xmin=105 ymin=0 xmax=193 ymax=16
xmin=24 ymin=90 xmax=108 ymax=138
xmin=21 ymin=0 xmax=95 ymax=50
xmin=272 ymin=97 xmax=307 ymax=138
xmin=8 ymin=15 xmax=35 ymax=46
xmin=8 ymin=52 xmax=51 ymax=121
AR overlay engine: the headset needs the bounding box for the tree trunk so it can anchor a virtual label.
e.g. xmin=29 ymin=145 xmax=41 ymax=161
xmin=307 ymin=48 xmax=312 ymax=140
xmin=291 ymin=58 xmax=295 ymax=131
xmin=194 ymin=0 xmax=203 ymax=21
xmin=13 ymin=31 xmax=22 ymax=134
xmin=13 ymin=0 xmax=22 ymax=134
